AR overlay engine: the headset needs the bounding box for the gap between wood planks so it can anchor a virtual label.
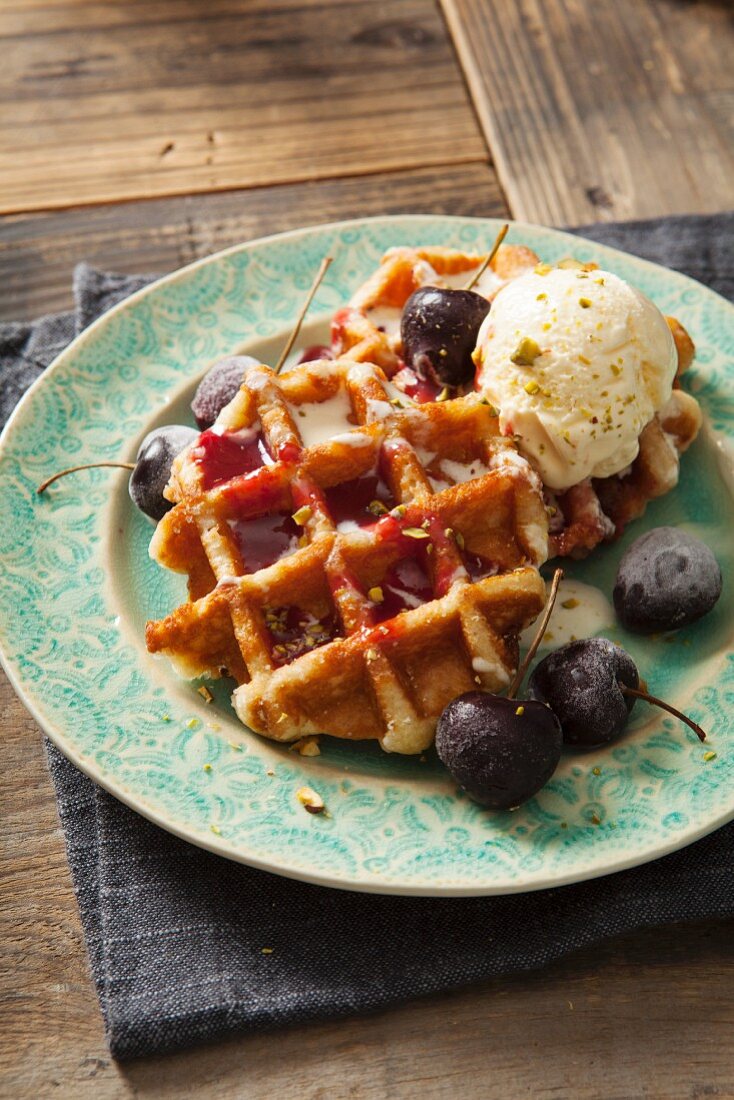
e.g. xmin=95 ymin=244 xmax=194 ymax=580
xmin=439 ymin=0 xmax=734 ymax=226
xmin=0 ymin=161 xmax=509 ymax=320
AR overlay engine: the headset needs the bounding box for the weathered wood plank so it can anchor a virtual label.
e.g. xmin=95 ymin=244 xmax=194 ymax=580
xmin=0 ymin=0 xmax=487 ymax=214
xmin=0 ymin=163 xmax=508 ymax=321
xmin=441 ymin=0 xmax=734 ymax=225
xmin=2 ymin=674 xmax=733 ymax=1099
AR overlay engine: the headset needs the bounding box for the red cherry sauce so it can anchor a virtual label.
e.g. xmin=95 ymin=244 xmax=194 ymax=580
xmin=393 ymin=366 xmax=441 ymax=404
xmin=228 ymin=512 xmax=300 ymax=573
xmin=296 ymin=345 xmax=334 ymax=365
xmin=372 ymin=558 xmax=434 ymax=623
xmin=324 ymin=468 xmax=395 ymax=530
xmin=265 ymin=605 xmax=340 ymax=666
xmin=194 ymin=427 xmax=272 ymax=490
xmin=330 ymin=307 xmax=361 ymax=355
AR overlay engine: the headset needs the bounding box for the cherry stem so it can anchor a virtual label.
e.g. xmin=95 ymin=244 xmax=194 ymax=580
xmin=619 ymin=685 xmax=706 ymax=743
xmin=507 ymin=567 xmax=563 ymax=699
xmin=464 ymin=223 xmax=509 ymax=292
xmin=274 ymin=255 xmax=334 ymax=374
xmin=37 ymin=462 xmax=135 ymax=494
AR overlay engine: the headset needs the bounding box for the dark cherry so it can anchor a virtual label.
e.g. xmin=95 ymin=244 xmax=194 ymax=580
xmin=191 ymin=356 xmax=259 ymax=430
xmin=400 ymin=287 xmax=490 ymax=388
xmin=435 ymin=692 xmax=563 ymax=810
xmin=128 ymin=425 xmax=198 ymax=521
xmin=613 ymin=526 xmax=722 ymax=634
xmin=528 ymin=638 xmax=640 ymax=747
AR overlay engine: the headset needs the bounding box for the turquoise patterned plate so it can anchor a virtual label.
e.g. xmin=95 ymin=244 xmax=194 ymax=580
xmin=1 ymin=216 xmax=732 ymax=895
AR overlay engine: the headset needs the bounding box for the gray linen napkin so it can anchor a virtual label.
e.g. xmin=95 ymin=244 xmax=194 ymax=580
xmin=2 ymin=215 xmax=732 ymax=1061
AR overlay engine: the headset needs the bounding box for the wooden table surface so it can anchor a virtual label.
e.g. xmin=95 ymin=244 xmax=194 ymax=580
xmin=1 ymin=1 xmax=733 ymax=1096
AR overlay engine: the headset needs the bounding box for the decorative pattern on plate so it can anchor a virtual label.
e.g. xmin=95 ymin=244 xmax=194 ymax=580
xmin=0 ymin=216 xmax=732 ymax=895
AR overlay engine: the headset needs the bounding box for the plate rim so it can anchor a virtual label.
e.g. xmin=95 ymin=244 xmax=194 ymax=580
xmin=1 ymin=213 xmax=732 ymax=897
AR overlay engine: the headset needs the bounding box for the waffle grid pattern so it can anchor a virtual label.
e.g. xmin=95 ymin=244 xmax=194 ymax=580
xmin=147 ymin=358 xmax=547 ymax=753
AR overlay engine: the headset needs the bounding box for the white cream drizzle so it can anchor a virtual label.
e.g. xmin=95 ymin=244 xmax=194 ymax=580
xmin=365 ymin=398 xmax=394 ymax=423
xmin=520 ymin=579 xmax=614 ymax=653
xmin=289 ymin=388 xmax=354 ymax=447
xmin=330 ymin=431 xmax=373 ymax=447
xmin=365 ymin=304 xmax=403 ymax=340
xmin=438 ymin=457 xmax=493 ymax=484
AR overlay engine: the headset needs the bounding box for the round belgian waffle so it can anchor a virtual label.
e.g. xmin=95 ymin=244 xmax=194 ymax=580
xmin=146 ymin=358 xmax=548 ymax=754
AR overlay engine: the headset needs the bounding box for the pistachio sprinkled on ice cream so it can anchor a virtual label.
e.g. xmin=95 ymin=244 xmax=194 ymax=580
xmin=474 ymin=266 xmax=678 ymax=491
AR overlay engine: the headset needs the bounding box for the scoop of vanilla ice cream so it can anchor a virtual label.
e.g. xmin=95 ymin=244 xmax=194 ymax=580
xmin=474 ymin=266 xmax=678 ymax=491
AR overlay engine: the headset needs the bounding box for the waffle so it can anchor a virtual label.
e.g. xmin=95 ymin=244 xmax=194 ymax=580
xmin=547 ymin=335 xmax=702 ymax=558
xmin=332 ymin=248 xmax=702 ymax=559
xmin=330 ymin=244 xmax=539 ymax=374
xmin=146 ymin=358 xmax=548 ymax=754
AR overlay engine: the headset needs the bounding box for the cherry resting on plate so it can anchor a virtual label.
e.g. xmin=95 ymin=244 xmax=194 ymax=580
xmin=613 ymin=527 xmax=722 ymax=634
xmin=400 ymin=287 xmax=490 ymax=388
xmin=529 ymin=636 xmax=707 ymax=747
xmin=435 ymin=693 xmax=562 ymax=810
xmin=129 ymin=425 xmax=199 ymax=521
xmin=528 ymin=638 xmax=639 ymax=747
xmin=191 ymin=355 xmax=259 ymax=430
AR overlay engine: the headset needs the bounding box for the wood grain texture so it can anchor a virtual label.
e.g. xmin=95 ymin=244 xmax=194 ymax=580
xmin=0 ymin=0 xmax=487 ymax=214
xmin=441 ymin=0 xmax=734 ymax=225
xmin=0 ymin=164 xmax=507 ymax=321
xmin=1 ymin=676 xmax=733 ymax=1099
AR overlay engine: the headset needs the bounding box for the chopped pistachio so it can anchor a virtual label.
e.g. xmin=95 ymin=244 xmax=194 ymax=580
xmin=296 ymin=786 xmax=325 ymax=814
xmin=578 ymin=354 xmax=591 ymax=366
xmin=515 ymin=705 xmax=525 ymax=716
xmin=203 ymin=763 xmax=212 ymax=773
xmin=436 ymin=386 xmax=451 ymax=402
xmin=290 ymin=736 xmax=321 ymax=757
xmin=403 ymin=527 xmax=430 ymax=539
xmin=579 ymin=297 xmax=592 ymax=309
xmin=261 ymin=947 xmax=274 ymax=955
xmin=368 ymin=586 xmax=384 ymax=603
xmin=511 ymin=337 xmax=542 ymax=366
xmin=524 ymin=379 xmax=540 ymax=395
xmin=536 ymin=292 xmax=547 ymax=301
xmin=561 ymin=597 xmax=579 ymax=609
xmin=703 ymin=751 xmax=717 ymax=762
xmin=534 ymin=262 xmax=552 ymax=276
xmin=291 ymin=505 xmax=312 ymax=526
xmin=210 ymin=824 xmax=222 ymax=835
